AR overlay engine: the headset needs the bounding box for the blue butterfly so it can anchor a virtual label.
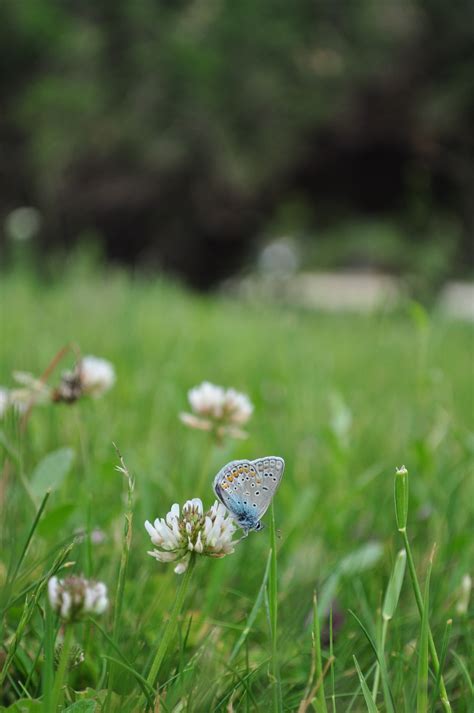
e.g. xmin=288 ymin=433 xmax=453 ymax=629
xmin=213 ymin=456 xmax=285 ymax=534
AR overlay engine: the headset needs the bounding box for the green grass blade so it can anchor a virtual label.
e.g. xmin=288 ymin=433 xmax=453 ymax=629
xmin=451 ymin=651 xmax=474 ymax=700
xmin=108 ymin=447 xmax=134 ymax=694
xmin=268 ymin=504 xmax=282 ymax=713
xmin=373 ymin=549 xmax=406 ymax=701
xmin=41 ymin=598 xmax=55 ymax=711
xmin=417 ymin=560 xmax=431 ymax=713
xmin=0 ymin=542 xmax=74 ymax=688
xmin=431 ymin=619 xmax=452 ymax=711
xmin=312 ymin=591 xmax=328 ymax=713
xmin=8 ymin=489 xmax=51 ymax=587
xmin=103 ymin=655 xmax=155 ymax=707
xmin=146 ymin=555 xmax=196 ymax=692
xmin=329 ymin=607 xmax=336 ymax=713
xmin=382 ymin=549 xmax=407 ymax=621
xmin=229 ymin=549 xmax=271 ymax=663
xmin=353 ymin=656 xmax=379 ymax=713
xmin=349 ymin=610 xmax=395 ymax=713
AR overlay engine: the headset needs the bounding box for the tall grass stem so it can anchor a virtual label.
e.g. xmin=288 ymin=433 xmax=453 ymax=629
xmin=401 ymin=532 xmax=451 ymax=712
xmin=146 ymin=555 xmax=195 ymax=695
xmin=268 ymin=505 xmax=282 ymax=713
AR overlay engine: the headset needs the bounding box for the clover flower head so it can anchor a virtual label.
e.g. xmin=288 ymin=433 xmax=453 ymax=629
xmin=54 ymin=355 xmax=115 ymax=403
xmin=4 ymin=372 xmax=52 ymax=413
xmin=180 ymin=381 xmax=253 ymax=440
xmin=48 ymin=575 xmax=108 ymax=622
xmin=145 ymin=498 xmax=238 ymax=573
xmin=79 ymin=355 xmax=116 ymax=396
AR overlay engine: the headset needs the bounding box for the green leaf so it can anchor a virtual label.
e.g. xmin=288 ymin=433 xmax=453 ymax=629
xmin=30 ymin=448 xmax=74 ymax=498
xmin=1 ymin=700 xmax=42 ymax=712
xmin=64 ymin=702 xmax=97 ymax=712
xmin=353 ymin=656 xmax=379 ymax=713
xmin=383 ymin=549 xmax=407 ymax=621
xmin=338 ymin=542 xmax=384 ymax=577
xmin=37 ymin=502 xmax=76 ymax=536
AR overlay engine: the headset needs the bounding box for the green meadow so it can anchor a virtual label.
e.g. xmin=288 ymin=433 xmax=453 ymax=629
xmin=1 ymin=266 xmax=473 ymax=711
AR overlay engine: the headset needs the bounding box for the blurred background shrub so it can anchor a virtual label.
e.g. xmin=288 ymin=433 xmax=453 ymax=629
xmin=0 ymin=0 xmax=473 ymax=290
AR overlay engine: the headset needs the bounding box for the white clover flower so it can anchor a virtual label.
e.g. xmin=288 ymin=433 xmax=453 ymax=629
xmin=188 ymin=381 xmax=226 ymax=419
xmin=145 ymin=498 xmax=239 ymax=574
xmin=54 ymin=355 xmax=115 ymax=403
xmin=48 ymin=575 xmax=109 ymax=621
xmin=79 ymin=356 xmax=116 ymax=397
xmin=180 ymin=381 xmax=253 ymax=440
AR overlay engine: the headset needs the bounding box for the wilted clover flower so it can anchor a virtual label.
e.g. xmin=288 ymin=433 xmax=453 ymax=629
xmin=180 ymin=381 xmax=253 ymax=440
xmin=54 ymin=642 xmax=85 ymax=670
xmin=48 ymin=575 xmax=109 ymax=622
xmin=53 ymin=355 xmax=116 ymax=403
xmin=145 ymin=498 xmax=238 ymax=574
xmin=0 ymin=372 xmax=51 ymax=415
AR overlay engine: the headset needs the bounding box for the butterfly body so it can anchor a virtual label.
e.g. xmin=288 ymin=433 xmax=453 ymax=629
xmin=213 ymin=456 xmax=285 ymax=533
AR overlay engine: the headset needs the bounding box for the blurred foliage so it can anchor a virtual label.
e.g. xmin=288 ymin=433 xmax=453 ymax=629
xmin=0 ymin=0 xmax=473 ymax=286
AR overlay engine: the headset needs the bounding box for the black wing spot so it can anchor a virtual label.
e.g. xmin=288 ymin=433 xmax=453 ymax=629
xmin=255 ymin=491 xmax=260 ymax=495
xmin=252 ymin=503 xmax=257 ymax=508
xmin=263 ymin=486 xmax=269 ymax=491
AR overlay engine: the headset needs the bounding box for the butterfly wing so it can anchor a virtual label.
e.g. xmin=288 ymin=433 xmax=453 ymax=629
xmin=213 ymin=456 xmax=285 ymax=526
xmin=213 ymin=459 xmax=256 ymax=515
xmin=248 ymin=456 xmax=285 ymax=520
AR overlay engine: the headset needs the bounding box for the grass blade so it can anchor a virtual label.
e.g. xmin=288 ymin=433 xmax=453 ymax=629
xmin=229 ymin=550 xmax=271 ymax=663
xmin=373 ymin=549 xmax=406 ymax=701
xmin=431 ymin=619 xmax=452 ymax=711
xmin=353 ymin=656 xmax=379 ymax=713
xmin=382 ymin=549 xmax=407 ymax=621
xmin=349 ymin=610 xmax=395 ymax=713
xmin=108 ymin=446 xmax=134 ymax=694
xmin=7 ymin=489 xmax=51 ymax=587
xmin=417 ymin=560 xmax=431 ymax=713
xmin=451 ymin=651 xmax=473 ymax=700
xmin=0 ymin=542 xmax=74 ymax=688
xmin=329 ymin=607 xmax=336 ymax=713
xmin=268 ymin=504 xmax=282 ymax=713
xmin=312 ymin=591 xmax=328 ymax=713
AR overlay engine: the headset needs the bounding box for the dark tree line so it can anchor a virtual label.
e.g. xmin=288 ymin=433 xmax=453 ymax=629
xmin=1 ymin=0 xmax=473 ymax=287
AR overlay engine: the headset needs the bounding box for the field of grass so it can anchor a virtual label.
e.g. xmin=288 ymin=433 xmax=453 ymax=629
xmin=1 ymin=265 xmax=473 ymax=712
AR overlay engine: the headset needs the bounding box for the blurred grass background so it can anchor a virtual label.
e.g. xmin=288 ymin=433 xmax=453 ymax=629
xmin=1 ymin=0 xmax=473 ymax=292
xmin=1 ymin=265 xmax=472 ymax=709
xmin=1 ymin=0 xmax=473 ymax=708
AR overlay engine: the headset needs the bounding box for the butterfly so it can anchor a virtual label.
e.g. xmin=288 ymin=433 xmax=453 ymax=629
xmin=213 ymin=456 xmax=285 ymax=534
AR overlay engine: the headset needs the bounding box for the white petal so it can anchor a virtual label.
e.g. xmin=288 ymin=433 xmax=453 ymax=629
xmin=174 ymin=560 xmax=189 ymax=574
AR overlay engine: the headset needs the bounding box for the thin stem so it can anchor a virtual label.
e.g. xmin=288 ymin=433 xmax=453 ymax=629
xmin=372 ymin=618 xmax=388 ymax=702
xmin=50 ymin=625 xmax=74 ymax=712
xmin=313 ymin=592 xmax=328 ymax=713
xmin=269 ymin=505 xmax=282 ymax=713
xmin=146 ymin=556 xmax=195 ymax=694
xmin=401 ymin=531 xmax=451 ymax=712
xmin=107 ymin=446 xmax=134 ymax=695
xmin=196 ymin=436 xmax=215 ymax=496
